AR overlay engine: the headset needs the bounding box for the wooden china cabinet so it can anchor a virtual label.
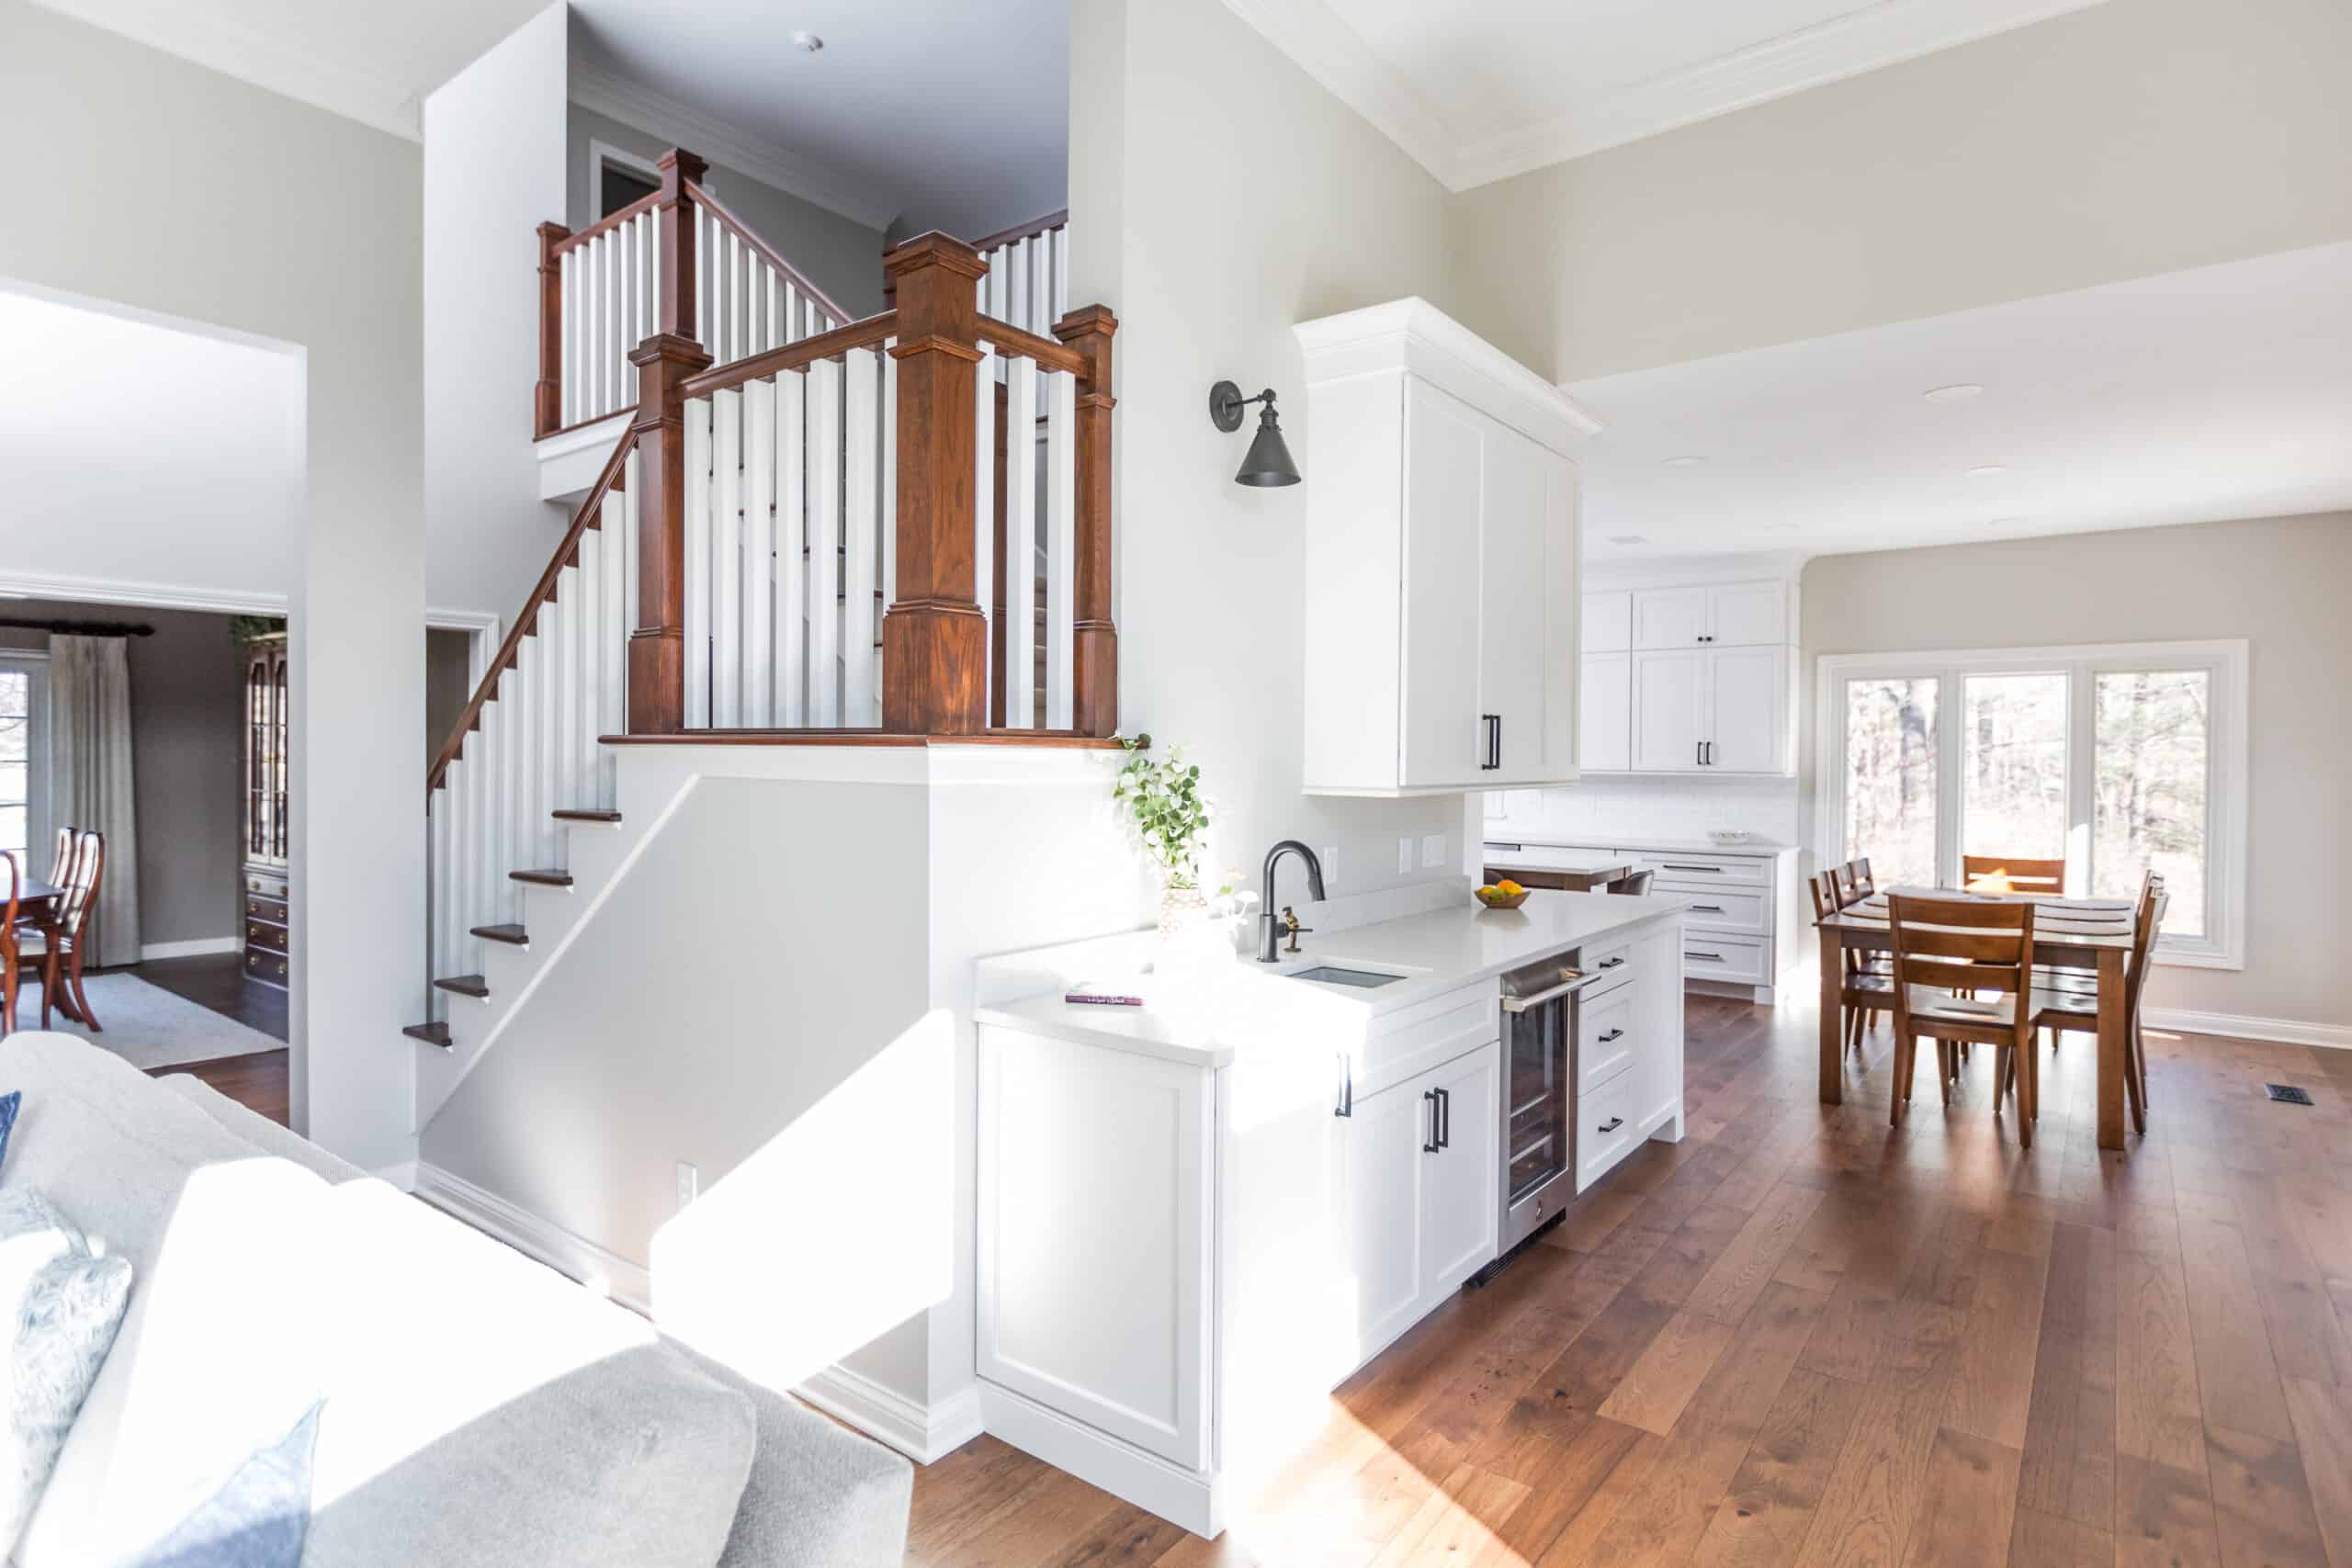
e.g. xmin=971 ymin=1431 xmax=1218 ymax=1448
xmin=241 ymin=628 xmax=290 ymax=989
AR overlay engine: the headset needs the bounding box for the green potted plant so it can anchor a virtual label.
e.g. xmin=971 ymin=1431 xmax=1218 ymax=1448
xmin=1112 ymin=734 xmax=1217 ymax=940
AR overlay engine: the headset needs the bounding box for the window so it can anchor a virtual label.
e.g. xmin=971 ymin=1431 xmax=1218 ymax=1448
xmin=0 ymin=655 xmax=48 ymax=872
xmin=1816 ymin=640 xmax=2246 ymax=967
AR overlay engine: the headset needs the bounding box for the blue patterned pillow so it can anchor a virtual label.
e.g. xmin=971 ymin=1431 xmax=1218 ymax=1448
xmin=0 ymin=1091 xmax=19 ymax=1169
xmin=0 ymin=1183 xmax=133 ymax=1550
xmin=132 ymin=1402 xmax=322 ymax=1568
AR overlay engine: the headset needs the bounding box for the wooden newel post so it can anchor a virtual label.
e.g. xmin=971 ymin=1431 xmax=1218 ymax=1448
xmin=654 ymin=147 xmax=707 ymax=340
xmin=882 ymin=233 xmax=991 ymax=734
xmin=1053 ymin=305 xmax=1119 ymax=737
xmin=536 ymin=221 xmax=569 ymax=438
xmin=626 ymin=332 xmax=713 ymax=734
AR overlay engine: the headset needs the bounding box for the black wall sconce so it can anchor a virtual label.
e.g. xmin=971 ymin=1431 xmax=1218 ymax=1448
xmin=1208 ymin=380 xmax=1302 ymax=488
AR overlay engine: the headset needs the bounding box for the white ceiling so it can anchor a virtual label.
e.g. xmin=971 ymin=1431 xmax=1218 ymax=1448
xmin=1566 ymin=242 xmax=2352 ymax=564
xmin=1222 ymin=0 xmax=2113 ymax=188
xmin=569 ymin=0 xmax=1069 ymax=238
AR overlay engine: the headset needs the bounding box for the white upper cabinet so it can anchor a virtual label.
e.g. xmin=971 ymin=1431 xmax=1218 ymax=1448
xmin=1629 ymin=644 xmax=1792 ymax=774
xmin=1582 ymin=592 xmax=1633 ymax=653
xmin=1631 ymin=581 xmax=1791 ymax=649
xmin=1579 ymin=651 xmax=1632 ymax=773
xmin=1298 ymin=299 xmax=1597 ymax=796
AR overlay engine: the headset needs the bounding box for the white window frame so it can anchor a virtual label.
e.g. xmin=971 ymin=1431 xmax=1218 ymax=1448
xmin=0 ymin=651 xmax=50 ymax=874
xmin=1815 ymin=638 xmax=2248 ymax=970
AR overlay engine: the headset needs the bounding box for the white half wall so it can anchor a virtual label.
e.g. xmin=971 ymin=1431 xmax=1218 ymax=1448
xmin=1 ymin=0 xmax=423 ymax=1167
xmin=425 ymin=3 xmax=571 ymax=621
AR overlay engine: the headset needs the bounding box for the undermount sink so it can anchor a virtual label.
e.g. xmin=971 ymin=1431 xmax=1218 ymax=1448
xmin=1286 ymin=964 xmax=1408 ymax=989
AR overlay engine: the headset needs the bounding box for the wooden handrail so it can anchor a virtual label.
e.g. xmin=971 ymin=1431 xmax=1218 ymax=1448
xmin=682 ymin=178 xmax=854 ymax=328
xmin=677 ymin=310 xmax=899 ymax=401
xmin=552 ymin=189 xmax=662 ymax=256
xmin=427 ymin=430 xmax=637 ymax=795
xmin=967 ymin=209 xmax=1069 ymax=256
xmin=975 ymin=314 xmax=1087 ymax=378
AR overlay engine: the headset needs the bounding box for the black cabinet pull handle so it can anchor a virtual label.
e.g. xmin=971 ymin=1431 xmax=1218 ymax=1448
xmin=1599 ymin=1028 xmax=1623 ymax=1043
xmin=1692 ymin=904 xmax=1724 ymax=913
xmin=1664 ymin=863 xmax=1724 ymax=873
xmin=1422 ymin=1089 xmax=1440 ymax=1153
xmin=1437 ymin=1086 xmax=1451 ymax=1149
xmin=1598 ymin=956 xmax=1625 ymax=969
xmin=1598 ymin=1116 xmax=1624 ymax=1133
xmin=1690 ymin=950 xmax=1724 ymax=961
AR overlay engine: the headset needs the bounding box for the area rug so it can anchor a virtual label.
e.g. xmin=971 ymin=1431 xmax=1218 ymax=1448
xmin=15 ymin=973 xmax=284 ymax=1070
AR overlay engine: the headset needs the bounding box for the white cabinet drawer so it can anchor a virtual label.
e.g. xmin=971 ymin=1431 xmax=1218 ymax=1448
xmin=1681 ymin=931 xmax=1770 ymax=987
xmin=1634 ymin=852 xmax=1771 ymax=887
xmin=1577 ymin=984 xmax=1639 ymax=1093
xmin=1579 ymin=938 xmax=1636 ymax=990
xmin=1358 ymin=980 xmax=1500 ymax=1101
xmin=1657 ymin=881 xmax=1769 ymax=936
xmin=1575 ymin=1068 xmax=1643 ymax=1192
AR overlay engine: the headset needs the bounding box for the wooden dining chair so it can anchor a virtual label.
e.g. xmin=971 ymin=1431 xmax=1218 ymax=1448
xmin=1887 ymin=895 xmax=2041 ymax=1146
xmin=1962 ymin=854 xmax=2066 ymax=896
xmin=1 ymin=855 xmax=20 ymax=1037
xmin=1810 ymin=870 xmax=1889 ymax=1058
xmin=2034 ymin=884 xmax=2165 ymax=1135
xmin=28 ymin=830 xmax=106 ymax=1033
xmin=1606 ymin=869 xmax=1656 ymax=896
xmin=44 ymin=826 xmax=75 ymax=887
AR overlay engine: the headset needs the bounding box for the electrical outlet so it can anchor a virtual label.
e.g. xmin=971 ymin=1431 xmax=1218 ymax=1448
xmin=675 ymin=1161 xmax=699 ymax=1212
xmin=1320 ymin=846 xmax=1339 ymax=889
xmin=1397 ymin=837 xmax=1415 ymax=874
xmin=1421 ymin=833 xmax=1447 ymax=868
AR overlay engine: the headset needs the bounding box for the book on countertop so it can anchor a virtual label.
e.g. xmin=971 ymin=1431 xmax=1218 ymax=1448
xmin=1064 ymin=981 xmax=1145 ymax=1008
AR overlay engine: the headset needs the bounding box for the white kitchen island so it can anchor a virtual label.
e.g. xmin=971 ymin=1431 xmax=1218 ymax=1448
xmin=968 ymin=888 xmax=1686 ymax=1536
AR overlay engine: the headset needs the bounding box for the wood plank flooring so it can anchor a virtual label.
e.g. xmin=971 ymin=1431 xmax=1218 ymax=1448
xmin=910 ymin=992 xmax=2352 ymax=1567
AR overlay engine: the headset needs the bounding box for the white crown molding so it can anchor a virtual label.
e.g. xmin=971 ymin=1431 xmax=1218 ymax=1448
xmin=32 ymin=0 xmax=424 ymax=140
xmin=569 ymin=58 xmax=898 ymax=231
xmin=0 ymin=570 xmax=288 ymax=616
xmin=1222 ymin=0 xmax=2115 ymax=192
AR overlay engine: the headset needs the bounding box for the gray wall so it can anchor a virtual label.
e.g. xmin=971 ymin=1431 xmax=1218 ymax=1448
xmin=567 ymin=103 xmax=888 ymax=321
xmin=0 ymin=604 xmax=245 ymax=953
xmin=1446 ymin=0 xmax=2352 ymax=383
xmin=1799 ymin=511 xmax=2352 ymax=1032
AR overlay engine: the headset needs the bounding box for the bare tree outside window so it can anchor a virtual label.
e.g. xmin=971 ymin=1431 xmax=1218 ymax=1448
xmin=1843 ymin=676 xmax=1938 ymax=888
xmin=1962 ymin=672 xmax=2068 ymax=866
xmin=0 ymin=669 xmax=28 ymax=863
xmin=2094 ymin=671 xmax=2209 ymax=937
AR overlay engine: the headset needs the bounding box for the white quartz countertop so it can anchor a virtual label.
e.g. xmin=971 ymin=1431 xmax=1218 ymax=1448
xmin=1480 ymin=832 xmax=1793 ymax=857
xmin=975 ymin=890 xmax=1683 ymax=1067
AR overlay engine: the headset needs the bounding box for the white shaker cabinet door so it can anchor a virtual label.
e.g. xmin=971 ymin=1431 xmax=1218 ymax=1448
xmin=1707 ymin=581 xmax=1789 ymax=648
xmin=1479 ymin=423 xmax=1568 ymax=784
xmin=1631 ymin=649 xmax=1707 ymax=772
xmin=1579 ymin=651 xmax=1631 ymax=772
xmin=1705 ymin=645 xmax=1788 ymax=773
xmin=1398 ymin=379 xmax=1488 ymax=790
xmin=1631 ymin=587 xmax=1710 ymax=649
xmin=1417 ymin=1043 xmax=1498 ymax=1302
xmin=1328 ymin=1074 xmax=1430 ymax=1369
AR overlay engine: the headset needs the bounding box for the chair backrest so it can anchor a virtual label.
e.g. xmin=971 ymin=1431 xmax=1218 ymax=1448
xmin=45 ymin=826 xmax=75 ymax=887
xmin=1609 ymin=869 xmax=1655 ymax=897
xmin=1 ymin=854 xmax=18 ymax=966
xmin=58 ymin=830 xmax=104 ymax=936
xmin=1962 ymin=854 xmax=2065 ymax=896
xmin=1836 ymin=857 xmax=1876 ymax=905
xmin=2124 ymin=885 xmax=2167 ymax=1025
xmin=1807 ymin=870 xmax=1841 ymax=923
xmin=1888 ymin=894 xmax=2037 ymax=1035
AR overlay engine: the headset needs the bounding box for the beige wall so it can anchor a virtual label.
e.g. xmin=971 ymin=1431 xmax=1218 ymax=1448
xmin=1447 ymin=0 xmax=2352 ymax=382
xmin=1799 ymin=512 xmax=2352 ymax=1032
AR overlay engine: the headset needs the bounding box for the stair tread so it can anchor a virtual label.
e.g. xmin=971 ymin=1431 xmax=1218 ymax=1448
xmin=471 ymin=923 xmax=529 ymax=945
xmin=433 ymin=974 xmax=489 ymax=998
xmin=402 ymin=1021 xmax=452 ymax=1047
xmin=551 ymin=808 xmax=622 ymax=822
xmin=509 ymin=868 xmax=573 ymax=886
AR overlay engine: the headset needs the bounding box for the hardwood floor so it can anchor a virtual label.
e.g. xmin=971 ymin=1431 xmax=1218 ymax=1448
xmin=909 ymin=992 xmax=2352 ymax=1567
xmin=123 ymin=951 xmax=292 ymax=1125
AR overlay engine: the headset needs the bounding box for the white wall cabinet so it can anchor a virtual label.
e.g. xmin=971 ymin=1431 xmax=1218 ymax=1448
xmin=1298 ymin=299 xmax=1597 ymax=797
xmin=1578 ymin=651 xmax=1632 ymax=773
xmin=1631 ymin=581 xmax=1791 ymax=649
xmin=1625 ymin=644 xmax=1791 ymax=774
xmin=1582 ymin=591 xmax=1633 ymax=654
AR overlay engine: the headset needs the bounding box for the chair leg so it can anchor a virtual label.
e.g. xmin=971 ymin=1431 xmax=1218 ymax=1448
xmin=2131 ymin=1019 xmax=2152 ymax=1122
xmin=1891 ymin=1033 xmax=1913 ymax=1125
xmin=40 ymin=949 xmax=56 ymax=1030
xmin=67 ymin=945 xmax=97 ymax=1033
xmin=1937 ymin=1041 xmax=1954 ymax=1106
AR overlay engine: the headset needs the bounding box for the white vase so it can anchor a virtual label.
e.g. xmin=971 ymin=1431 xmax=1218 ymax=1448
xmin=1158 ymin=884 xmax=1208 ymax=942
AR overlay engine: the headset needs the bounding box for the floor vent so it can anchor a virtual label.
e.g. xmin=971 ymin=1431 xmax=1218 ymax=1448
xmin=2263 ymin=1082 xmax=2314 ymax=1106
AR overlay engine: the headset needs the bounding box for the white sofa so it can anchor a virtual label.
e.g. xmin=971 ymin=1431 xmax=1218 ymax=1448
xmin=0 ymin=1033 xmax=910 ymax=1567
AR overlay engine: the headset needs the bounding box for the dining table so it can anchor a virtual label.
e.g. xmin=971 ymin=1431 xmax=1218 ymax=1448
xmin=1815 ymin=885 xmax=2140 ymax=1150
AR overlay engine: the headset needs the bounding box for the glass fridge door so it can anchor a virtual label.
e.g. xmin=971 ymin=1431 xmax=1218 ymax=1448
xmin=1505 ymin=1000 xmax=1569 ymax=1205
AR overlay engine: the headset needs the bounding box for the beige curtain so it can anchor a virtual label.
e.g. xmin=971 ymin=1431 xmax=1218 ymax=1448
xmin=49 ymin=634 xmax=140 ymax=967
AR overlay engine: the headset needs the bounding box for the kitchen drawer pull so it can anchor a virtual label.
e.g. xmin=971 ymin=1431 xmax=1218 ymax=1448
xmin=1598 ymin=956 xmax=1625 ymax=970
xmin=1436 ymin=1086 xmax=1452 ymax=1149
xmin=1503 ymin=972 xmax=1606 ymax=1011
xmin=1597 ymin=1116 xmax=1625 ymax=1134
xmin=1664 ymin=863 xmax=1724 ymax=873
xmin=1691 ymin=904 xmax=1724 ymax=913
xmin=1599 ymin=1028 xmax=1624 ymax=1043
xmin=1422 ymin=1089 xmax=1440 ymax=1153
xmin=1690 ymin=950 xmax=1725 ymax=961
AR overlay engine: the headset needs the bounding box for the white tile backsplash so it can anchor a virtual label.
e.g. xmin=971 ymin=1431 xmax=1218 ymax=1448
xmin=1483 ymin=775 xmax=1800 ymax=846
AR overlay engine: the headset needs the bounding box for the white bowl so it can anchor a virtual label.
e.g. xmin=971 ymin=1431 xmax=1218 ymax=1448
xmin=1705 ymin=829 xmax=1756 ymax=844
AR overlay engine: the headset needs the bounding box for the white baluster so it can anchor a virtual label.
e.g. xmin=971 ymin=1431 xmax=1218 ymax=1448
xmin=482 ymin=675 xmax=510 ymax=927
xmin=1045 ymin=368 xmax=1076 ymax=728
xmin=776 ymin=371 xmax=808 ymax=725
xmin=589 ymin=234 xmax=608 ymax=421
xmin=843 ymin=348 xmax=878 ymax=725
xmin=1025 ymin=235 xmax=1048 ymax=342
xmin=808 ymin=355 xmax=842 ymax=726
xmin=605 ymin=232 xmax=625 ymax=415
xmin=599 ymin=480 xmax=628 ymax=800
xmin=459 ymin=746 xmax=483 ymax=972
xmin=445 ymin=755 xmax=467 ymax=979
xmin=744 ymin=377 xmax=776 ymax=725
xmin=428 ymin=789 xmax=450 ymax=1007
xmin=881 ymin=342 xmax=897 ymax=705
xmin=621 ymin=448 xmax=640 ymax=744
xmin=695 ymin=207 xmax=710 ymax=354
xmin=1003 ymin=356 xmax=1038 ymax=728
xmin=783 ymin=281 xmax=800 ymax=348
xmin=713 ymin=387 xmax=743 ymax=726
xmin=535 ymin=598 xmax=560 ymax=866
xmin=576 ymin=530 xmax=604 ymax=796
xmin=619 ymin=217 xmax=639 ymax=406
xmin=728 ymin=231 xmax=746 ymax=365
xmin=684 ymin=397 xmax=713 ymax=728
xmin=506 ymin=651 xmax=532 ymax=904
xmin=974 ymin=337 xmax=997 ymax=720
xmin=1051 ymin=225 xmax=1071 ymax=323
xmin=766 ymin=272 xmax=784 ymax=354
xmin=643 ymin=213 xmax=660 ymax=353
xmin=555 ymin=565 xmax=581 ymax=816
xmin=560 ymin=250 xmax=579 ymax=427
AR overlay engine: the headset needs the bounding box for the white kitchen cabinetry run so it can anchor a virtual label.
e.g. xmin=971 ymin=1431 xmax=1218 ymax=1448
xmin=1296 ymin=298 xmax=1599 ymax=796
xmin=1629 ymin=644 xmax=1792 ymax=773
xmin=1631 ymin=580 xmax=1791 ymax=649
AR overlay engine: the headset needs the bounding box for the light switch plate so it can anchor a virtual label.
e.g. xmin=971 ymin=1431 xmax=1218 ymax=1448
xmin=1421 ymin=833 xmax=1447 ymax=868
xmin=1321 ymin=846 xmax=1339 ymax=889
xmin=1396 ymin=837 xmax=1414 ymax=874
xmin=675 ymin=1161 xmax=699 ymax=1212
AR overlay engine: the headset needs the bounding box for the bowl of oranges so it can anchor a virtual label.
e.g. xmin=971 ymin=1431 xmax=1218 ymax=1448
xmin=1475 ymin=879 xmax=1530 ymax=910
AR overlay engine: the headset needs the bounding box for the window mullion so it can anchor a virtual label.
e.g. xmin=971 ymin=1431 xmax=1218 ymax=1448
xmin=2066 ymin=664 xmax=2095 ymax=897
xmin=1935 ymin=669 xmax=1961 ymax=888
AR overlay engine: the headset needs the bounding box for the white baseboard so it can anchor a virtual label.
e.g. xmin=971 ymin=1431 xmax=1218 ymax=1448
xmin=2143 ymin=1008 xmax=2352 ymax=1051
xmin=978 ymin=1380 xmax=1221 ymax=1539
xmin=796 ymin=1365 xmax=983 ymax=1465
xmin=140 ymin=936 xmax=243 ymax=961
xmin=369 ymin=1160 xmax=419 ymax=1191
xmin=412 ymin=1162 xmax=654 ymax=1314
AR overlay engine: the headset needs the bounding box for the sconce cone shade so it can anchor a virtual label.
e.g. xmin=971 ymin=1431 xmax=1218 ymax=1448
xmin=1235 ymin=403 xmax=1302 ymax=488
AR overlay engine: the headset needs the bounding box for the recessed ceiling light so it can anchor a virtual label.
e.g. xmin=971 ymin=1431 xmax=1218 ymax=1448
xmin=1606 ymin=534 xmax=1649 ymax=546
xmin=792 ymin=29 xmax=824 ymax=51
xmin=1922 ymin=383 xmax=1984 ymax=403
xmin=1662 ymin=456 xmax=1706 ymax=468
xmin=1963 ymin=464 xmax=2009 ymax=479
